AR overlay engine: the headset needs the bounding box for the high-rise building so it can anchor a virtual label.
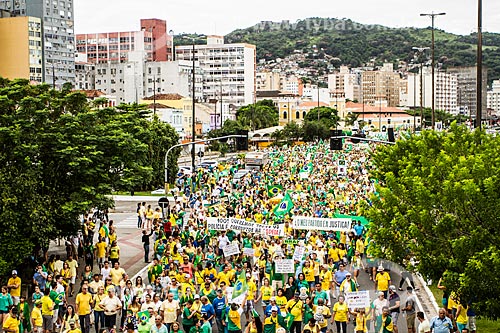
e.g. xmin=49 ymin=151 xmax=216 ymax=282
xmin=76 ymin=18 xmax=171 ymax=64
xmin=0 ymin=0 xmax=75 ymax=87
xmin=447 ymin=66 xmax=488 ymax=117
xmin=175 ymin=35 xmax=256 ymax=106
xmin=407 ymin=68 xmax=458 ymax=114
xmin=487 ymin=80 xmax=500 ymax=115
xmin=361 ymin=63 xmax=401 ymax=107
xmin=0 ymin=16 xmax=43 ymax=83
xmin=328 ymin=66 xmax=361 ymax=101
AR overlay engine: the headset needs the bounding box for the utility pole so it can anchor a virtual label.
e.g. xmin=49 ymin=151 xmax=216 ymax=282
xmin=476 ymin=0 xmax=483 ymax=129
xmin=412 ymin=47 xmax=430 ymax=130
xmin=153 ymin=73 xmax=156 ymax=116
xmin=420 ymin=12 xmax=446 ymax=129
xmin=191 ymin=41 xmax=196 ymax=172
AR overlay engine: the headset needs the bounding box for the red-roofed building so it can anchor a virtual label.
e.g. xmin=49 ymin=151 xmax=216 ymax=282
xmin=345 ymin=101 xmax=417 ymax=131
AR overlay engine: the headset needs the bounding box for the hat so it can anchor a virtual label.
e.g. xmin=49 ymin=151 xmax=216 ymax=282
xmin=69 ymin=320 xmax=76 ymax=325
xmin=194 ymin=294 xmax=200 ymax=299
xmin=271 ymin=306 xmax=279 ymax=312
xmin=377 ymin=265 xmax=384 ymax=271
xmin=12 ymin=270 xmax=17 ymax=275
xmin=270 ymin=297 xmax=276 ymax=301
xmin=389 ymin=285 xmax=396 ymax=291
xmin=345 ymin=272 xmax=352 ymax=276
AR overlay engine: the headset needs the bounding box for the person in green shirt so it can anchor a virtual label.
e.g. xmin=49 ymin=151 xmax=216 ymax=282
xmin=182 ymin=300 xmax=197 ymax=333
xmin=137 ymin=317 xmax=152 ymax=333
xmin=201 ymin=314 xmax=212 ymax=333
xmin=189 ymin=320 xmax=202 ymax=333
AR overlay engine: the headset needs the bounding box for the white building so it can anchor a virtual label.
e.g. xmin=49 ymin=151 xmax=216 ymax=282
xmin=176 ymin=35 xmax=256 ymax=106
xmin=407 ymin=68 xmax=458 ymax=114
xmin=146 ymin=104 xmax=185 ymax=138
xmin=93 ymin=51 xmax=202 ymax=104
xmin=487 ymin=80 xmax=500 ymax=115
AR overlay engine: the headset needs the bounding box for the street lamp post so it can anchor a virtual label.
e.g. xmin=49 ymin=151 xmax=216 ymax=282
xmin=219 ymin=78 xmax=223 ymax=130
xmin=420 ymin=11 xmax=446 ymax=130
xmin=191 ymin=40 xmax=196 ymax=172
xmin=476 ymin=0 xmax=483 ymax=129
xmin=412 ymin=47 xmax=430 ymax=130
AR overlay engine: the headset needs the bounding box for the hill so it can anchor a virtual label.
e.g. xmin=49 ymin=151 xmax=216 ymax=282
xmin=225 ymin=18 xmax=500 ymax=83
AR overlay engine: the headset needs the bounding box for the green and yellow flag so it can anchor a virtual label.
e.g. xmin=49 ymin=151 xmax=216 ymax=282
xmin=273 ymin=193 xmax=294 ymax=218
xmin=267 ymin=184 xmax=283 ymax=197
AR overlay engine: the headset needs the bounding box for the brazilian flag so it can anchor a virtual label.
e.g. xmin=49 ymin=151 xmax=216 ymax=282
xmin=300 ymin=162 xmax=314 ymax=174
xmin=138 ymin=310 xmax=150 ymax=322
xmin=231 ymin=271 xmax=248 ymax=304
xmin=267 ymin=184 xmax=283 ymax=197
xmin=273 ymin=193 xmax=294 ymax=218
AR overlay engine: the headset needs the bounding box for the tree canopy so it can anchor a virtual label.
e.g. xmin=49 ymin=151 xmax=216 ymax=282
xmin=365 ymin=124 xmax=500 ymax=317
xmin=236 ymin=99 xmax=279 ymax=130
xmin=0 ymin=78 xmax=179 ymax=274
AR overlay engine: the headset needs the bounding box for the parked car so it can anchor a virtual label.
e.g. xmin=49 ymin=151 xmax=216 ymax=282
xmin=199 ymin=160 xmax=219 ymax=169
xmin=178 ymin=165 xmax=192 ymax=175
xmin=151 ymin=188 xmax=165 ymax=195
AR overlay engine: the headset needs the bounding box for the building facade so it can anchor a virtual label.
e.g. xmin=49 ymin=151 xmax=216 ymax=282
xmin=328 ymin=66 xmax=361 ymax=101
xmin=0 ymin=16 xmax=43 ymax=83
xmin=407 ymin=68 xmax=458 ymax=114
xmin=0 ymin=0 xmax=75 ymax=87
xmin=487 ymin=80 xmax=500 ymax=115
xmin=175 ymin=35 xmax=256 ymax=106
xmin=76 ymin=18 xmax=171 ymax=64
xmin=447 ymin=66 xmax=488 ymax=118
xmin=361 ymin=63 xmax=401 ymax=107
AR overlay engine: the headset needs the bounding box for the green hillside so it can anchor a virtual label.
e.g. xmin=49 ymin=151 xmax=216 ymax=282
xmin=225 ymin=18 xmax=500 ymax=83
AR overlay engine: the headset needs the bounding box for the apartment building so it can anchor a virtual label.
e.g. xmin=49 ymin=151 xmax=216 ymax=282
xmin=361 ymin=63 xmax=401 ymax=107
xmin=328 ymin=66 xmax=361 ymax=101
xmin=76 ymin=18 xmax=171 ymax=64
xmin=447 ymin=66 xmax=488 ymax=117
xmin=0 ymin=0 xmax=75 ymax=87
xmin=175 ymin=35 xmax=256 ymax=106
xmin=487 ymin=80 xmax=500 ymax=115
xmin=407 ymin=68 xmax=458 ymax=114
xmin=0 ymin=16 xmax=43 ymax=83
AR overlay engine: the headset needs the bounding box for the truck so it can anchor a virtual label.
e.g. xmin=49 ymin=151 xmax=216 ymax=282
xmin=244 ymin=152 xmax=269 ymax=170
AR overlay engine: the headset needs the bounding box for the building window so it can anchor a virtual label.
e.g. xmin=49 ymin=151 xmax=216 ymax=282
xmin=283 ymin=111 xmax=287 ymax=119
xmin=296 ymin=111 xmax=300 ymax=119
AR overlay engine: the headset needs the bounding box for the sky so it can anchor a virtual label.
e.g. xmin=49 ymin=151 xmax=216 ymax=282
xmin=74 ymin=0 xmax=500 ymax=36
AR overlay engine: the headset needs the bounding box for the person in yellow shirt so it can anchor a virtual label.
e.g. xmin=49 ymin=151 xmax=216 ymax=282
xmin=315 ymin=298 xmax=332 ymax=332
xmin=75 ymin=285 xmax=93 ymax=333
xmin=350 ymin=307 xmax=369 ymax=333
xmin=94 ymin=238 xmax=107 ymax=267
xmin=319 ymin=265 xmax=332 ymax=294
xmin=2 ymin=307 xmax=20 ymax=333
xmin=302 ymin=261 xmax=315 ymax=290
xmin=31 ymin=300 xmax=43 ymax=333
xmin=244 ymin=274 xmax=257 ymax=321
xmin=7 ymin=270 xmax=21 ymax=305
xmin=275 ymin=289 xmax=288 ymax=313
xmin=286 ymin=292 xmax=304 ymax=333
xmin=256 ymin=278 xmax=274 ymax=313
xmin=216 ymin=265 xmax=232 ymax=288
xmin=332 ymin=296 xmax=349 ymax=333
xmin=41 ymin=288 xmax=54 ymax=333
xmin=375 ymin=266 xmax=391 ymax=298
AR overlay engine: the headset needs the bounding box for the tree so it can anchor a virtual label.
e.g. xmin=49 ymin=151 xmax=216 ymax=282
xmin=0 ymin=79 xmax=178 ymax=275
xmin=236 ymin=100 xmax=279 ymax=130
xmin=304 ymin=106 xmax=339 ymax=129
xmin=301 ymin=120 xmax=331 ymax=142
xmin=364 ymin=124 xmax=500 ymax=317
xmin=344 ymin=112 xmax=359 ymax=126
xmin=281 ymin=121 xmax=303 ymax=142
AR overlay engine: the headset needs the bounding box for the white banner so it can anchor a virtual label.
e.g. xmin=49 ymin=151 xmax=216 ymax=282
xmin=345 ymin=290 xmax=371 ymax=309
xmin=275 ymin=259 xmax=295 ymax=273
xmin=292 ymin=246 xmax=305 ymax=261
xmin=242 ymin=248 xmax=255 ymax=256
xmin=223 ymin=243 xmax=240 ymax=257
xmin=207 ymin=217 xmax=227 ymax=231
xmin=228 ymin=218 xmax=256 ymax=233
xmin=292 ymin=217 xmax=352 ymax=231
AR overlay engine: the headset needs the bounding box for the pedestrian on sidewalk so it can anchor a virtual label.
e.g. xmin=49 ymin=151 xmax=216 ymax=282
xmin=142 ymin=229 xmax=154 ymax=263
xmin=76 ymin=285 xmax=93 ymax=333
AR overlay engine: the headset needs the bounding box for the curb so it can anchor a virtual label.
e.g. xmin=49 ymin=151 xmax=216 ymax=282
xmin=415 ymin=272 xmax=440 ymax=314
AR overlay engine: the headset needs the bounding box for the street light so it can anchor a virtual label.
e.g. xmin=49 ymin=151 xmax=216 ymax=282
xmin=420 ymin=11 xmax=446 ymax=130
xmin=412 ymin=47 xmax=430 ymax=131
xmin=476 ymin=0 xmax=483 ymax=129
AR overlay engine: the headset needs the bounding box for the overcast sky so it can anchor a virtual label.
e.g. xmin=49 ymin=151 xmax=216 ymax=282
xmin=74 ymin=0 xmax=500 ymax=36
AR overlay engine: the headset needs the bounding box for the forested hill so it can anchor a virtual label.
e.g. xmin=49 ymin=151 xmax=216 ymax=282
xmin=225 ymin=18 xmax=500 ymax=82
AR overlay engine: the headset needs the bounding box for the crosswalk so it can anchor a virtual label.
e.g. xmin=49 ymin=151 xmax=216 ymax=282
xmin=116 ymin=214 xmax=140 ymax=229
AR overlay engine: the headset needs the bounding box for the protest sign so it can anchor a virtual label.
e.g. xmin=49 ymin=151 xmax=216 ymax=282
xmin=292 ymin=246 xmax=305 ymax=261
xmin=284 ymin=239 xmax=299 ymax=245
xmin=292 ymin=217 xmax=352 ymax=231
xmin=256 ymin=224 xmax=285 ymax=237
xmin=275 ymin=259 xmax=295 ymax=273
xmin=207 ymin=217 xmax=227 ymax=231
xmin=242 ymin=248 xmax=255 ymax=257
xmin=345 ymin=290 xmax=371 ymax=309
xmin=223 ymin=243 xmax=240 ymax=257
xmin=228 ymin=218 xmax=255 ymax=233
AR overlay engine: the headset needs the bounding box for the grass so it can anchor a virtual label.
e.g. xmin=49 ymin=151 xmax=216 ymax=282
xmin=112 ymin=191 xmax=165 ymax=196
xmin=427 ymin=283 xmax=500 ymax=333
